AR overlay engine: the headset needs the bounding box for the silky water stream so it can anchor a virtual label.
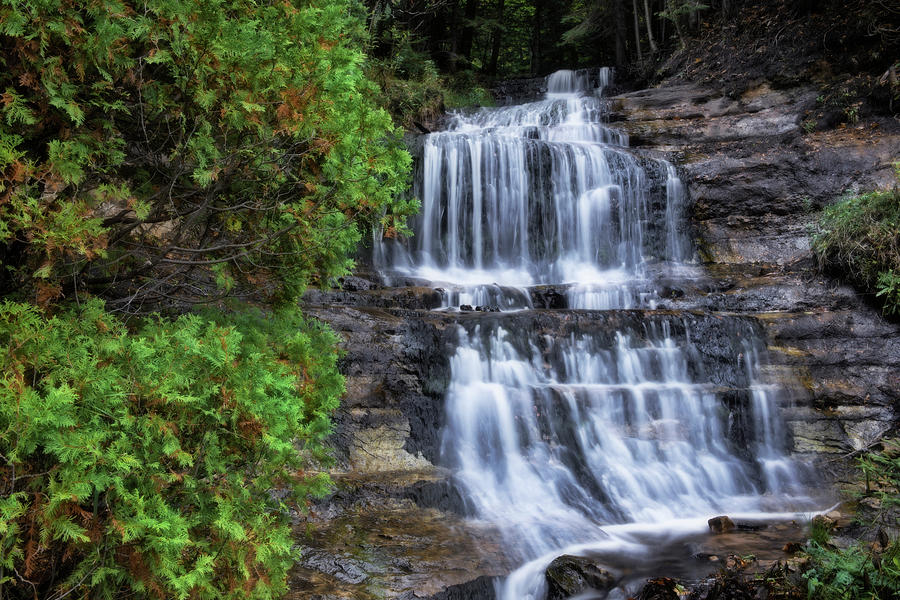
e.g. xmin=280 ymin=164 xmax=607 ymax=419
xmin=376 ymin=68 xmax=826 ymax=599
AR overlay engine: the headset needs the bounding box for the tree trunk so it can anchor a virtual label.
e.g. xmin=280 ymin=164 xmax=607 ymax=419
xmin=458 ymin=0 xmax=479 ymax=61
xmin=448 ymin=0 xmax=461 ymax=71
xmin=487 ymin=0 xmax=505 ymax=75
xmin=632 ymin=0 xmax=643 ymax=61
xmin=531 ymin=0 xmax=544 ymax=75
xmin=643 ymin=0 xmax=658 ymax=53
xmin=659 ymin=0 xmax=667 ymax=45
xmin=667 ymin=0 xmax=685 ymax=47
xmin=614 ymin=0 xmax=627 ymax=67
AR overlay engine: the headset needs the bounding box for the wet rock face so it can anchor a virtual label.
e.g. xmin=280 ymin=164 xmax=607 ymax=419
xmin=490 ymin=67 xmax=619 ymax=105
xmin=308 ymin=298 xmax=774 ymax=470
xmin=764 ymin=309 xmax=900 ymax=467
xmin=302 ymin=304 xmax=456 ymax=468
xmin=611 ymin=82 xmax=900 ymax=479
xmin=416 ymin=575 xmax=497 ymax=600
xmin=612 ymin=83 xmax=899 ymax=267
xmin=545 ymin=555 xmax=616 ymax=600
xmin=290 ymin=471 xmax=510 ymax=600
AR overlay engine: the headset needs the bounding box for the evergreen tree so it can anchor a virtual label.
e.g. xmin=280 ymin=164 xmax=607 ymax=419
xmin=0 ymin=0 xmax=407 ymax=596
xmin=0 ymin=300 xmax=344 ymax=598
xmin=0 ymin=0 xmax=413 ymax=312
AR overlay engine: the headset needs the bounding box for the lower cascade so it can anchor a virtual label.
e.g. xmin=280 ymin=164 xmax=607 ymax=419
xmin=377 ymin=68 xmax=824 ymax=599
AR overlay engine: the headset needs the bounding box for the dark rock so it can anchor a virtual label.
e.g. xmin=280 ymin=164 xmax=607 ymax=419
xmin=297 ymin=550 xmax=373 ymax=584
xmin=475 ymin=305 xmax=500 ymax=312
xmin=460 ymin=304 xmax=474 ymax=311
xmin=416 ymin=575 xmax=497 ymax=600
xmin=491 ymin=75 xmax=547 ymax=104
xmin=636 ymin=577 xmax=680 ymax=600
xmin=303 ymin=285 xmax=443 ymax=310
xmin=304 ymin=306 xmax=456 ymax=467
xmin=402 ymin=478 xmax=475 ymax=516
xmin=338 ymin=275 xmax=381 ymax=291
xmin=531 ymin=285 xmax=568 ymax=309
xmin=687 ymin=576 xmax=756 ymax=600
xmin=782 ymin=542 xmax=803 ymax=554
xmin=545 ymin=554 xmax=616 ymax=600
xmin=709 ymin=516 xmax=736 ymax=534
xmin=693 ymin=552 xmax=721 ymax=562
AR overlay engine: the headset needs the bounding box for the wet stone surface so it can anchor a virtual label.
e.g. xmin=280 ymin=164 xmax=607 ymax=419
xmin=289 ymin=471 xmax=509 ymax=600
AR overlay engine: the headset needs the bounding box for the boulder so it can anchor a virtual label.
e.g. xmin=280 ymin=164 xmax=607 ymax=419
xmin=708 ymin=516 xmax=736 ymax=534
xmin=811 ymin=514 xmax=836 ymax=532
xmin=782 ymin=542 xmax=803 ymax=554
xmin=545 ymin=555 xmax=616 ymax=600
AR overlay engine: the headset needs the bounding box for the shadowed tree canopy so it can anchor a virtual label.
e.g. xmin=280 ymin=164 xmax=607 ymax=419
xmin=363 ymin=0 xmax=714 ymax=76
xmin=362 ymin=0 xmax=900 ymax=85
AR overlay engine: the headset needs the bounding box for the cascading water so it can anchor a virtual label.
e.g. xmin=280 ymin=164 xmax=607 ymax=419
xmin=377 ymin=68 xmax=821 ymax=599
xmin=377 ymin=67 xmax=672 ymax=310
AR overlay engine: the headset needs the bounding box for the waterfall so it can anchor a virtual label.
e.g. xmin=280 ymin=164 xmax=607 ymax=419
xmin=377 ymin=67 xmax=648 ymax=309
xmin=377 ymin=68 xmax=819 ymax=599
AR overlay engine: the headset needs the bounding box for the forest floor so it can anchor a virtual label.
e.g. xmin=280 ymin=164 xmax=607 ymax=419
xmin=653 ymin=0 xmax=898 ymax=133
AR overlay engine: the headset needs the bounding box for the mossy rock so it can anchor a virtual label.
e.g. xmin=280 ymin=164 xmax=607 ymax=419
xmin=545 ymin=554 xmax=615 ymax=599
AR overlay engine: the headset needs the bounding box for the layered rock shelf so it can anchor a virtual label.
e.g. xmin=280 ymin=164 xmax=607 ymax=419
xmin=611 ymin=82 xmax=899 ymax=479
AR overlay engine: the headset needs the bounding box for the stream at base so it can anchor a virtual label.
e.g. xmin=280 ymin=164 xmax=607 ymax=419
xmin=376 ymin=68 xmax=826 ymax=599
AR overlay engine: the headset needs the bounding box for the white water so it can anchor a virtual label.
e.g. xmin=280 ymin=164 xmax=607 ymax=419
xmin=377 ymin=68 xmax=819 ymax=599
xmin=376 ymin=67 xmax=685 ymax=310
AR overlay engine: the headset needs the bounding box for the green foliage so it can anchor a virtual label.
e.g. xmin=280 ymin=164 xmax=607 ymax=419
xmin=658 ymin=0 xmax=709 ymax=21
xmin=803 ymin=541 xmax=900 ymax=600
xmin=0 ymin=0 xmax=413 ymax=310
xmin=812 ymin=174 xmax=900 ymax=316
xmin=443 ymin=70 xmax=496 ymax=109
xmin=369 ymin=37 xmax=446 ymax=128
xmin=814 ymin=80 xmax=868 ymax=125
xmin=809 ymin=518 xmax=832 ymax=546
xmin=875 ymin=270 xmax=900 ymax=316
xmin=368 ymin=31 xmax=493 ymax=128
xmin=858 ymin=439 xmax=900 ymax=521
xmin=802 ymin=444 xmax=900 ymax=600
xmin=0 ymin=299 xmax=343 ymax=599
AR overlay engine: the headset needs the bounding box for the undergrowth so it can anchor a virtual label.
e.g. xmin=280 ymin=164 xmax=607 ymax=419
xmin=368 ymin=31 xmax=493 ymax=129
xmin=802 ymin=442 xmax=900 ymax=600
xmin=812 ymin=165 xmax=900 ymax=316
xmin=691 ymin=445 xmax=900 ymax=600
xmin=0 ymin=300 xmax=342 ymax=599
xmin=804 ymin=541 xmax=900 ymax=600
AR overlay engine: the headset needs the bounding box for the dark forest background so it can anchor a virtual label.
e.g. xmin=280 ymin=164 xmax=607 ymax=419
xmin=365 ymin=0 xmax=899 ymax=127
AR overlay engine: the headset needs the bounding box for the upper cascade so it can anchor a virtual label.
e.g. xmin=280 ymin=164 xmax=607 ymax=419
xmin=375 ymin=67 xmax=689 ymax=310
xmin=545 ymin=68 xmax=598 ymax=94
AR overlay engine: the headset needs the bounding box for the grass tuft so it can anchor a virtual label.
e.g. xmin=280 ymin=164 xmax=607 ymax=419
xmin=812 ymin=166 xmax=900 ymax=315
